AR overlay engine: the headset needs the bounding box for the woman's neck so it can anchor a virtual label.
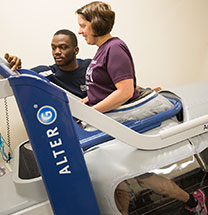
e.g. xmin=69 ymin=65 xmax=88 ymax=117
xmin=96 ymin=33 xmax=113 ymax=47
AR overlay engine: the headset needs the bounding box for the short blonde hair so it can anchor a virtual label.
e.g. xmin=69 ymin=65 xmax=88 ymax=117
xmin=76 ymin=1 xmax=115 ymax=37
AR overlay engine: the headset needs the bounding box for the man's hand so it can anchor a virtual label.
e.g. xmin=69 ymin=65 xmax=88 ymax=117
xmin=4 ymin=53 xmax=22 ymax=71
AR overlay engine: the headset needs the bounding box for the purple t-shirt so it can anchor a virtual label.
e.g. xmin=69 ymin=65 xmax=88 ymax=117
xmin=86 ymin=37 xmax=139 ymax=106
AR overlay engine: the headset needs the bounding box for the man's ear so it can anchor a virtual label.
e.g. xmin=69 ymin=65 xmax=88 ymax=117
xmin=74 ymin=47 xmax=79 ymax=55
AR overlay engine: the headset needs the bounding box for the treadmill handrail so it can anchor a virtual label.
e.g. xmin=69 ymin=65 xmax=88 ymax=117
xmin=66 ymin=91 xmax=208 ymax=150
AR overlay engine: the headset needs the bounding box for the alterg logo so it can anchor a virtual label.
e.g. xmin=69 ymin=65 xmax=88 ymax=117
xmin=37 ymin=106 xmax=57 ymax=125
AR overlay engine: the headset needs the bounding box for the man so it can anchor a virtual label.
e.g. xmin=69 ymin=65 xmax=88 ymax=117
xmin=5 ymin=29 xmax=91 ymax=98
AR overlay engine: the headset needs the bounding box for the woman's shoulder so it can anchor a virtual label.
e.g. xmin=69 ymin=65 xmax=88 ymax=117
xmin=104 ymin=37 xmax=129 ymax=55
xmin=107 ymin=37 xmax=123 ymax=45
xmin=97 ymin=37 xmax=129 ymax=57
xmin=107 ymin=37 xmax=128 ymax=49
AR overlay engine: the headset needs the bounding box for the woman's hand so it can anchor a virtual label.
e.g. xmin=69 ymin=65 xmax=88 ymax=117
xmin=81 ymin=96 xmax=89 ymax=104
xmin=76 ymin=96 xmax=89 ymax=125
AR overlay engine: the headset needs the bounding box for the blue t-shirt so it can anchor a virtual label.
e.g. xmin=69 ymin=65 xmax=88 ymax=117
xmin=31 ymin=58 xmax=91 ymax=98
xmin=86 ymin=37 xmax=139 ymax=106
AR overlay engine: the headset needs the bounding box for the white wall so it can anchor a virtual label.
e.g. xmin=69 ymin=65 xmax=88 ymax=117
xmin=1 ymin=0 xmax=208 ymax=88
xmin=0 ymin=96 xmax=28 ymax=158
xmin=0 ymin=0 xmax=208 ymax=160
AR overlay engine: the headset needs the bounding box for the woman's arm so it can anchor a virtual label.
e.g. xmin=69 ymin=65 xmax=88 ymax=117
xmin=92 ymin=79 xmax=134 ymax=113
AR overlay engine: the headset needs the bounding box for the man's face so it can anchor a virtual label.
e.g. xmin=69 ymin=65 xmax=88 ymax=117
xmin=51 ymin=34 xmax=76 ymax=68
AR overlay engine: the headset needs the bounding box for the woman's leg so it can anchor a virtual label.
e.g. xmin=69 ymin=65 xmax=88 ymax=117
xmin=136 ymin=173 xmax=189 ymax=203
xmin=115 ymin=181 xmax=130 ymax=215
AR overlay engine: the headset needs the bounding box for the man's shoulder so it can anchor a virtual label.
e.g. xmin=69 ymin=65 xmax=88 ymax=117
xmin=31 ymin=64 xmax=58 ymax=77
xmin=77 ymin=58 xmax=91 ymax=72
xmin=78 ymin=58 xmax=91 ymax=65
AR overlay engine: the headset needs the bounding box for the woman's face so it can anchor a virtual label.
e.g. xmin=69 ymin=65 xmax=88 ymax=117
xmin=77 ymin=15 xmax=98 ymax=45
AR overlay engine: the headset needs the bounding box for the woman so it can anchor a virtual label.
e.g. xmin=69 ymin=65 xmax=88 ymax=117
xmin=77 ymin=1 xmax=138 ymax=113
xmin=76 ymin=2 xmax=207 ymax=215
xmin=76 ymin=1 xmax=172 ymax=124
